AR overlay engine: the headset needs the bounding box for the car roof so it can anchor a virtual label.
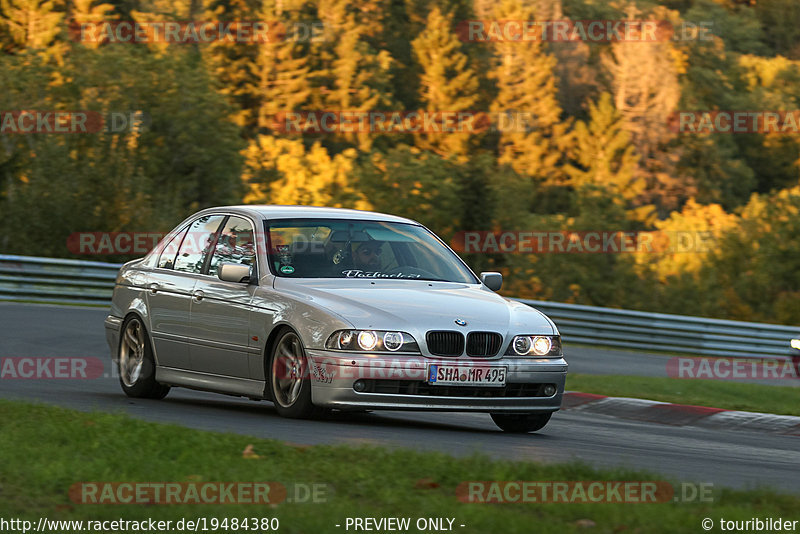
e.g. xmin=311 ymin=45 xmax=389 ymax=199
xmin=194 ymin=205 xmax=420 ymax=225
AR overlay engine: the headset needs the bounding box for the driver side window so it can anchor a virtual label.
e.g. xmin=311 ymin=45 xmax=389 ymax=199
xmin=208 ymin=216 xmax=256 ymax=278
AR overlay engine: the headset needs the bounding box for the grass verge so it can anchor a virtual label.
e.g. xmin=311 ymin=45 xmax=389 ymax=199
xmin=0 ymin=399 xmax=798 ymax=533
xmin=566 ymin=373 xmax=800 ymax=416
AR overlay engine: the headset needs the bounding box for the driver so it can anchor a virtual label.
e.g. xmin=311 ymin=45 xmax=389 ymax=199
xmin=352 ymin=241 xmax=383 ymax=271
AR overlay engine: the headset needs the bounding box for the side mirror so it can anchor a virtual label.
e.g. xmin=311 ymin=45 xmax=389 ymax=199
xmin=219 ymin=263 xmax=252 ymax=284
xmin=480 ymin=272 xmax=502 ymax=291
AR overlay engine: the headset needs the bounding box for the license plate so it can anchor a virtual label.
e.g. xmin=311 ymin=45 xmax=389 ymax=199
xmin=427 ymin=364 xmax=507 ymax=387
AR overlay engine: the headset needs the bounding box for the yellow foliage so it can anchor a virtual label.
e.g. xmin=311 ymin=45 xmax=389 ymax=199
xmin=638 ymin=198 xmax=739 ymax=281
xmin=738 ymin=54 xmax=800 ymax=89
xmin=241 ymin=135 xmax=371 ymax=210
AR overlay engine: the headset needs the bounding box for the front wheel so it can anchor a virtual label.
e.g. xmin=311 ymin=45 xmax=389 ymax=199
xmin=490 ymin=412 xmax=552 ymax=433
xmin=118 ymin=316 xmax=170 ymax=399
xmin=269 ymin=329 xmax=321 ymax=419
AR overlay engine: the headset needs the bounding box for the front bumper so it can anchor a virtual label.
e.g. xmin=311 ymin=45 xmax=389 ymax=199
xmin=306 ymin=350 xmax=567 ymax=412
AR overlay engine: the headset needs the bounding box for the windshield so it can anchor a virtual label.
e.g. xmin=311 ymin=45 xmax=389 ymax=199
xmin=265 ymin=219 xmax=478 ymax=283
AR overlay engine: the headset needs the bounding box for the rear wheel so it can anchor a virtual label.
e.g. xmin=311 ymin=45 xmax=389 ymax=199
xmin=490 ymin=412 xmax=552 ymax=433
xmin=269 ymin=329 xmax=320 ymax=419
xmin=118 ymin=316 xmax=170 ymax=399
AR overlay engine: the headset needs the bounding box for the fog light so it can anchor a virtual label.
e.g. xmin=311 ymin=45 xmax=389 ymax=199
xmin=543 ymin=384 xmax=556 ymax=396
xmin=353 ymin=379 xmax=367 ymax=392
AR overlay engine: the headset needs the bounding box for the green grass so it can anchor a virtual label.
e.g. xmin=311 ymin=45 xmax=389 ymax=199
xmin=567 ymin=373 xmax=800 ymax=416
xmin=0 ymin=400 xmax=797 ymax=533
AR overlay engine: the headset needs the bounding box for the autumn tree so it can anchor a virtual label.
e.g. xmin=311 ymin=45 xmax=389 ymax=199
xmin=0 ymin=0 xmax=63 ymax=51
xmin=565 ymin=92 xmax=645 ymax=217
xmin=602 ymin=5 xmax=684 ymax=214
xmin=696 ymin=187 xmax=800 ymax=324
xmin=753 ymin=0 xmax=800 ymax=58
xmin=411 ymin=6 xmax=479 ymax=157
xmin=321 ymin=0 xmax=395 ymax=150
xmin=242 ymin=135 xmax=369 ymax=208
xmin=354 ymin=144 xmax=463 ymax=235
xmin=250 ymin=1 xmax=313 ymax=137
xmin=488 ymin=0 xmax=568 ymax=184
xmin=68 ymin=0 xmax=116 ymax=50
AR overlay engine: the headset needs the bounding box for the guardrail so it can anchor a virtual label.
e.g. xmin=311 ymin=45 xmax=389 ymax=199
xmin=520 ymin=299 xmax=798 ymax=359
xmin=0 ymin=255 xmax=796 ymax=358
xmin=0 ymin=255 xmax=121 ymax=305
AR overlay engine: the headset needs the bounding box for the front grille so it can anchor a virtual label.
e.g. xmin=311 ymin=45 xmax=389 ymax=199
xmin=426 ymin=331 xmax=464 ymax=357
xmin=356 ymin=380 xmax=555 ymax=398
xmin=466 ymin=332 xmax=503 ymax=357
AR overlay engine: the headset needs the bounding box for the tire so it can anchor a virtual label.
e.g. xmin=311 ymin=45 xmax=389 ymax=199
xmin=269 ymin=329 xmax=321 ymax=419
xmin=490 ymin=412 xmax=552 ymax=433
xmin=117 ymin=315 xmax=170 ymax=399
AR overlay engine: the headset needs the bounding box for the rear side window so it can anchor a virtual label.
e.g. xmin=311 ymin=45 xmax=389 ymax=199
xmin=156 ymin=228 xmax=187 ymax=270
xmin=173 ymin=215 xmax=225 ymax=274
xmin=208 ymin=216 xmax=257 ymax=278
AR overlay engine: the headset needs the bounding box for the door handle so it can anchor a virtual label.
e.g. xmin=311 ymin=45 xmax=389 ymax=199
xmin=148 ymin=283 xmax=159 ymax=295
xmin=193 ymin=290 xmax=205 ymax=302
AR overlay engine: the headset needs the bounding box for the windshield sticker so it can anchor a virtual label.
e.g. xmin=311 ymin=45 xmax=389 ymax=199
xmin=280 ymin=265 xmax=295 ymax=274
xmin=275 ymin=244 xmax=292 ymax=265
xmin=341 ymin=269 xmax=422 ymax=279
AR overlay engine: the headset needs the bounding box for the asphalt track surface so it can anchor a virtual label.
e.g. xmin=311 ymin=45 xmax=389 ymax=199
xmin=1 ymin=303 xmax=798 ymax=494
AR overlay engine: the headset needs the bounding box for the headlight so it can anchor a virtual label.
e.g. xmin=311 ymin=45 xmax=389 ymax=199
xmin=506 ymin=335 xmax=561 ymax=357
xmin=532 ymin=336 xmax=552 ymax=355
xmin=512 ymin=336 xmax=532 ymax=355
xmin=383 ymin=332 xmax=404 ymax=351
xmin=357 ymin=331 xmax=378 ymax=350
xmin=326 ymin=330 xmax=420 ymax=353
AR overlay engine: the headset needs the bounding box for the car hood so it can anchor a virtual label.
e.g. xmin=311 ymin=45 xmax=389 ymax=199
xmin=272 ymin=278 xmax=556 ymax=335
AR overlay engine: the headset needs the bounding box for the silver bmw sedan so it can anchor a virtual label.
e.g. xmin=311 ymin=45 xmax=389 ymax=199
xmin=105 ymin=205 xmax=568 ymax=432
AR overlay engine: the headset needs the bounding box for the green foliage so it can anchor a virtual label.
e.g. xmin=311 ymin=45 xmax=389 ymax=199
xmin=354 ymin=144 xmax=463 ymax=234
xmin=565 ymin=92 xmax=642 ymax=206
xmin=698 ymin=187 xmax=800 ymax=324
xmin=0 ymin=47 xmax=243 ymax=258
xmin=753 ymin=0 xmax=800 ymax=58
